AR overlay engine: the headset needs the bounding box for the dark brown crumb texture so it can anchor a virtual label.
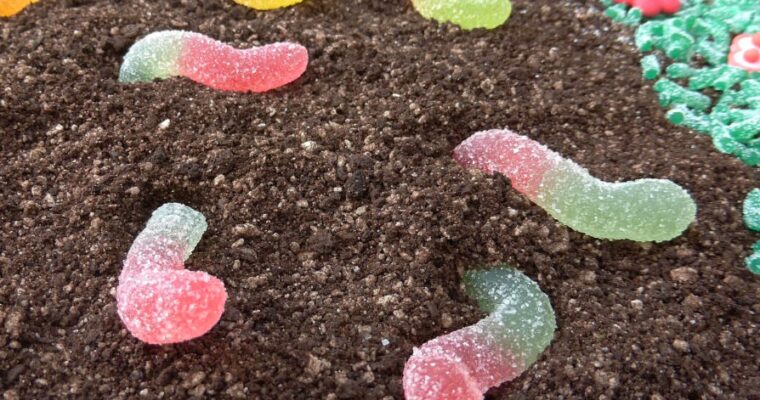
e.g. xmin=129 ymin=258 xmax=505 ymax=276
xmin=1 ymin=0 xmax=759 ymax=399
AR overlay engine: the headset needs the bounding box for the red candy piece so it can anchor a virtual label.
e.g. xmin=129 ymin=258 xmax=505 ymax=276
xmin=633 ymin=0 xmax=661 ymax=17
xmin=613 ymin=0 xmax=680 ymax=17
xmin=179 ymin=36 xmax=309 ymax=93
xmin=746 ymin=48 xmax=759 ymax=63
xmin=659 ymin=0 xmax=681 ymax=13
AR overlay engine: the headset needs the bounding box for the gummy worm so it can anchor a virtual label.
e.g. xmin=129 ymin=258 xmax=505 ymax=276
xmin=403 ymin=267 xmax=555 ymax=400
xmin=412 ymin=0 xmax=512 ymax=30
xmin=0 ymin=0 xmax=38 ymax=17
xmin=117 ymin=203 xmax=227 ymax=345
xmin=233 ymin=0 xmax=304 ymax=10
xmin=454 ymin=129 xmax=697 ymax=242
xmin=119 ymin=30 xmax=308 ymax=93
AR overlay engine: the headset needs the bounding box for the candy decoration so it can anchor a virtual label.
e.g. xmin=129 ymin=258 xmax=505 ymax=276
xmin=641 ymin=54 xmax=661 ymax=80
xmin=117 ymin=203 xmax=227 ymax=344
xmin=746 ymin=241 xmax=760 ymax=275
xmin=233 ymin=0 xmax=304 ymax=10
xmin=119 ymin=31 xmax=308 ymax=93
xmin=412 ymin=0 xmax=512 ymax=30
xmin=613 ymin=0 xmax=681 ymax=18
xmin=454 ymin=130 xmax=697 ymax=242
xmin=0 ymin=0 xmax=38 ymax=17
xmin=403 ymin=266 xmax=555 ymax=400
xmin=745 ymin=189 xmax=760 ymax=232
xmin=601 ymin=0 xmax=760 ymax=167
xmin=729 ymin=33 xmax=760 ymax=72
xmin=744 ymin=189 xmax=760 ymax=276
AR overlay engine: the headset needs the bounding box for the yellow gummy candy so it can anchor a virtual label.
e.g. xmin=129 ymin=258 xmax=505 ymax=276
xmin=233 ymin=0 xmax=304 ymax=10
xmin=0 ymin=0 xmax=39 ymax=17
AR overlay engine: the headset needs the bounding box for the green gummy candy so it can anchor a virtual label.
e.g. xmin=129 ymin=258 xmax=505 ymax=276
xmin=729 ymin=117 xmax=760 ymax=143
xmin=622 ymin=7 xmax=643 ymax=26
xmin=655 ymin=79 xmax=712 ymax=111
xmin=739 ymin=148 xmax=760 ymax=166
xmin=412 ymin=0 xmax=512 ymax=30
xmin=693 ymin=17 xmax=730 ymax=47
xmin=712 ymin=67 xmax=748 ymax=92
xmin=143 ymin=203 xmax=208 ymax=260
xmin=667 ymin=63 xmax=697 ymax=79
xmin=667 ymin=106 xmax=716 ymax=135
xmin=744 ymin=189 xmax=760 ymax=232
xmin=641 ymin=55 xmax=660 ymax=80
xmin=688 ymin=66 xmax=725 ymax=90
xmin=118 ymin=31 xmax=188 ymax=83
xmin=746 ymin=251 xmax=760 ymax=275
xmin=694 ymin=40 xmax=727 ymax=66
xmin=712 ymin=131 xmax=741 ymax=155
xmin=537 ymin=159 xmax=696 ymax=242
xmin=605 ymin=4 xmax=628 ymax=22
xmin=464 ymin=266 xmax=556 ymax=365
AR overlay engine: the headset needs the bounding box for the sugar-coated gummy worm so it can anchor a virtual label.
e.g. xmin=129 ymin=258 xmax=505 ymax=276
xmin=403 ymin=267 xmax=556 ymax=400
xmin=412 ymin=0 xmax=512 ymax=30
xmin=0 ymin=0 xmax=38 ymax=17
xmin=117 ymin=203 xmax=227 ymax=345
xmin=233 ymin=0 xmax=304 ymax=10
xmin=454 ymin=129 xmax=697 ymax=242
xmin=119 ymin=30 xmax=309 ymax=93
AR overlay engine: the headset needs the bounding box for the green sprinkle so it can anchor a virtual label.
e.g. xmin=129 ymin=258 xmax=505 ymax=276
xmin=641 ymin=55 xmax=661 ymax=80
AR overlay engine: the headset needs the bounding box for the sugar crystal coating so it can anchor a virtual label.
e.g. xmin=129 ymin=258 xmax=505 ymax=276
xmin=403 ymin=267 xmax=555 ymax=400
xmin=117 ymin=203 xmax=227 ymax=345
xmin=454 ymin=129 xmax=697 ymax=242
xmin=119 ymin=30 xmax=308 ymax=93
xmin=412 ymin=0 xmax=512 ymax=30
xmin=233 ymin=0 xmax=304 ymax=10
xmin=0 ymin=0 xmax=38 ymax=17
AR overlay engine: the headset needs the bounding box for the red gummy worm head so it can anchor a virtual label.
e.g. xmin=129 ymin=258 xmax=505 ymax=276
xmin=453 ymin=129 xmax=555 ymax=200
xmin=403 ymin=329 xmax=521 ymax=400
xmin=403 ymin=352 xmax=482 ymax=400
xmin=179 ymin=36 xmax=309 ymax=93
xmin=117 ymin=269 xmax=227 ymax=345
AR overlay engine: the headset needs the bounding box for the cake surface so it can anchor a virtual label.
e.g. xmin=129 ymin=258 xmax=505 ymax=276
xmin=0 ymin=1 xmax=758 ymax=399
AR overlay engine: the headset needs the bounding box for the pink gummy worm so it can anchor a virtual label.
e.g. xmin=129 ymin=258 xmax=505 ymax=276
xmin=178 ymin=35 xmax=308 ymax=93
xmin=403 ymin=329 xmax=520 ymax=400
xmin=117 ymin=236 xmax=227 ymax=345
xmin=452 ymin=129 xmax=556 ymax=200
